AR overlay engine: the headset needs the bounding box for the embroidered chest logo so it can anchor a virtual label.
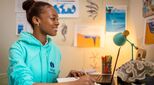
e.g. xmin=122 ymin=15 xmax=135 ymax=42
xmin=49 ymin=61 xmax=56 ymax=74
xmin=50 ymin=61 xmax=54 ymax=68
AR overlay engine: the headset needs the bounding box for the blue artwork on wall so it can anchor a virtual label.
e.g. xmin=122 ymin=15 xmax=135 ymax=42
xmin=51 ymin=0 xmax=79 ymax=17
xmin=106 ymin=5 xmax=126 ymax=32
xmin=54 ymin=4 xmax=76 ymax=14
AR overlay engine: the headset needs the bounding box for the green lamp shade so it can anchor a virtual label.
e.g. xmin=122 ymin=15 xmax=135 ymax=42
xmin=113 ymin=33 xmax=126 ymax=46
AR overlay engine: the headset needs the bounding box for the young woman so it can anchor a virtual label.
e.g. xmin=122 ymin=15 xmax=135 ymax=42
xmin=8 ymin=0 xmax=95 ymax=85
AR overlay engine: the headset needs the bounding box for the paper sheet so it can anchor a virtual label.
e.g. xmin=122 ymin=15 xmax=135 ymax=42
xmin=57 ymin=77 xmax=100 ymax=85
xmin=57 ymin=77 xmax=79 ymax=82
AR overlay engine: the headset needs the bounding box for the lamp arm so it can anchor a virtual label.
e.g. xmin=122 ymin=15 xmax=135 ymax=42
xmin=126 ymin=39 xmax=138 ymax=49
xmin=126 ymin=39 xmax=138 ymax=60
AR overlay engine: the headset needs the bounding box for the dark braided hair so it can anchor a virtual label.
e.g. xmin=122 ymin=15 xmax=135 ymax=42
xmin=22 ymin=0 xmax=52 ymax=29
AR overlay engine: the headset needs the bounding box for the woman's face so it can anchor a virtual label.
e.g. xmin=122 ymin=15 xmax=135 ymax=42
xmin=38 ymin=6 xmax=59 ymax=36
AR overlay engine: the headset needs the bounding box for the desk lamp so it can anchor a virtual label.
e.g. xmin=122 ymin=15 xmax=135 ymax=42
xmin=111 ymin=30 xmax=138 ymax=84
xmin=113 ymin=30 xmax=138 ymax=60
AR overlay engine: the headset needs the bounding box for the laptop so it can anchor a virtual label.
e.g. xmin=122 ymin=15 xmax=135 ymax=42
xmin=90 ymin=74 xmax=114 ymax=85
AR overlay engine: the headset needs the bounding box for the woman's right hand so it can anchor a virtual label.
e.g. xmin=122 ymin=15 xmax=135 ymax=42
xmin=72 ymin=75 xmax=95 ymax=85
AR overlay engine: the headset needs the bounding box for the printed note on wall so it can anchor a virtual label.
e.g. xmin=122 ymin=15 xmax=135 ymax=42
xmin=145 ymin=18 xmax=154 ymax=44
xmin=74 ymin=25 xmax=105 ymax=48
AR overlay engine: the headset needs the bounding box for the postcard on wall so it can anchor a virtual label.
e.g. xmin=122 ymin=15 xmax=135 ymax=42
xmin=106 ymin=5 xmax=127 ymax=32
xmin=16 ymin=13 xmax=32 ymax=35
xmin=49 ymin=0 xmax=79 ymax=18
xmin=143 ymin=0 xmax=154 ymax=18
xmin=15 ymin=0 xmax=51 ymax=12
xmin=74 ymin=25 xmax=105 ymax=48
xmin=16 ymin=19 xmax=26 ymax=35
xmin=16 ymin=13 xmax=26 ymax=35
xmin=145 ymin=18 xmax=154 ymax=44
xmin=15 ymin=0 xmax=26 ymax=12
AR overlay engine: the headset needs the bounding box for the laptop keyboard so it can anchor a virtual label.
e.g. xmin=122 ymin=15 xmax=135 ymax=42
xmin=90 ymin=74 xmax=112 ymax=84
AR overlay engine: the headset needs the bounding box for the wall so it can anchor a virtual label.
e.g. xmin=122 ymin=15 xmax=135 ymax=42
xmin=55 ymin=0 xmax=128 ymax=77
xmin=0 ymin=0 xmax=17 ymax=73
xmin=128 ymin=0 xmax=154 ymax=62
xmin=0 ymin=0 xmax=16 ymax=84
xmin=0 ymin=0 xmax=154 ymax=84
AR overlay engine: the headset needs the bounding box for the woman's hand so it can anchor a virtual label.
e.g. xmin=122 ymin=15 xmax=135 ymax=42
xmin=67 ymin=70 xmax=85 ymax=77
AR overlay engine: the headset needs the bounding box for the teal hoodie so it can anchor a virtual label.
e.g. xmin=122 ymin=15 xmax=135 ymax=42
xmin=8 ymin=32 xmax=61 ymax=85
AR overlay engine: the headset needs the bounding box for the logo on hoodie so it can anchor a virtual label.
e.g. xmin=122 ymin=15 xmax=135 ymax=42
xmin=50 ymin=61 xmax=54 ymax=68
xmin=49 ymin=61 xmax=56 ymax=74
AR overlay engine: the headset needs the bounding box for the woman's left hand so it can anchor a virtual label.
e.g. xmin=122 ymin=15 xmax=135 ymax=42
xmin=67 ymin=70 xmax=85 ymax=77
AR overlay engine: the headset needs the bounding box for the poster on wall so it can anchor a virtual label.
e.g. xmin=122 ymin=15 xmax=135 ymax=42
xmin=16 ymin=13 xmax=32 ymax=35
xmin=15 ymin=0 xmax=51 ymax=12
xmin=49 ymin=0 xmax=79 ymax=18
xmin=74 ymin=25 xmax=105 ymax=48
xmin=15 ymin=0 xmax=38 ymax=35
xmin=143 ymin=0 xmax=154 ymax=18
xmin=15 ymin=0 xmax=26 ymax=12
xmin=145 ymin=18 xmax=154 ymax=44
xmin=16 ymin=13 xmax=26 ymax=35
xmin=106 ymin=5 xmax=126 ymax=32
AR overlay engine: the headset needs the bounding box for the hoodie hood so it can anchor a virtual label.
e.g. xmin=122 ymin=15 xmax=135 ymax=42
xmin=18 ymin=32 xmax=52 ymax=46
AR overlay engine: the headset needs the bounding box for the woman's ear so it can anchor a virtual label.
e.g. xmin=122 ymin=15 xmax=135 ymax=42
xmin=32 ymin=16 xmax=40 ymax=26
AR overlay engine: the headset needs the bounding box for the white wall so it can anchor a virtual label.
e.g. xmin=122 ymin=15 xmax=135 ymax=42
xmin=0 ymin=0 xmax=154 ymax=84
xmin=0 ymin=0 xmax=17 ymax=73
xmin=128 ymin=0 xmax=154 ymax=62
xmin=56 ymin=0 xmax=128 ymax=77
xmin=0 ymin=0 xmax=16 ymax=84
